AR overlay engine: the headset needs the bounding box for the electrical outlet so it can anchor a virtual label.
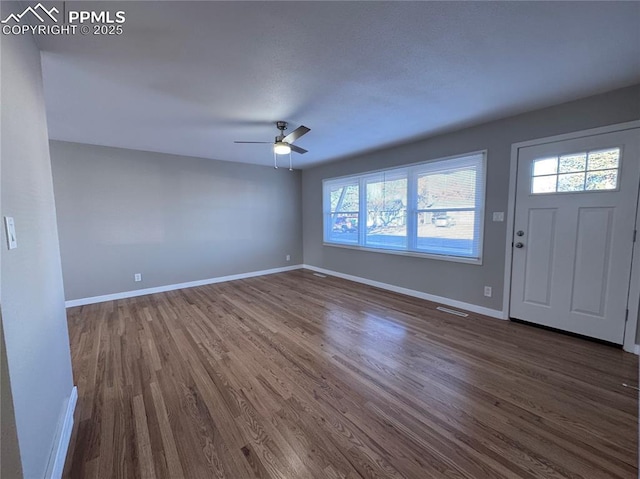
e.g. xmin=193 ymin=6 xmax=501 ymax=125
xmin=134 ymin=273 xmax=142 ymax=282
xmin=286 ymin=254 xmax=291 ymax=262
xmin=484 ymin=286 xmax=492 ymax=297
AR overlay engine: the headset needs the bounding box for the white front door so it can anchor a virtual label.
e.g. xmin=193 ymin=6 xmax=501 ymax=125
xmin=510 ymin=129 xmax=640 ymax=344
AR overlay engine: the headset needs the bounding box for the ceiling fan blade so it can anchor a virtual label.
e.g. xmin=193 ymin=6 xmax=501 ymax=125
xmin=290 ymin=144 xmax=308 ymax=155
xmin=234 ymin=141 xmax=272 ymax=144
xmin=283 ymin=125 xmax=310 ymax=144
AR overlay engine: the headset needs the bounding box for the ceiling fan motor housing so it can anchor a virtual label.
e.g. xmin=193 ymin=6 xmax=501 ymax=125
xmin=276 ymin=121 xmax=288 ymax=141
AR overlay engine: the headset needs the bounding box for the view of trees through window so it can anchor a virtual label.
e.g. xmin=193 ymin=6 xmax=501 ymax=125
xmin=323 ymin=152 xmax=485 ymax=261
xmin=366 ymin=177 xmax=407 ymax=248
xmin=531 ymin=148 xmax=620 ymax=194
xmin=328 ymin=183 xmax=359 ymax=243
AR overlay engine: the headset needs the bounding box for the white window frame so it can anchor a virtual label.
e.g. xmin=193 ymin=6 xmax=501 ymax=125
xmin=322 ymin=150 xmax=487 ymax=265
xmin=529 ymin=146 xmax=622 ymax=195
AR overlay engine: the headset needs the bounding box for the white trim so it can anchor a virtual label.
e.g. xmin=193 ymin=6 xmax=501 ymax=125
xmin=624 ymin=169 xmax=640 ymax=353
xmin=321 ymin=149 xmax=488 ymax=183
xmin=45 ymin=386 xmax=77 ymax=479
xmin=503 ymin=121 xmax=640 ymax=352
xmin=502 ymin=142 xmax=520 ymax=319
xmin=510 ymin=121 xmax=640 ymax=149
xmin=634 ymin=345 xmax=640 ymax=356
xmin=322 ymin=242 xmax=482 ymax=265
xmin=302 ymin=264 xmax=504 ymax=320
xmin=65 ymin=265 xmax=303 ymax=307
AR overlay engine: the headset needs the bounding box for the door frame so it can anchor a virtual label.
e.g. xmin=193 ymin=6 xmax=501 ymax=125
xmin=502 ymin=120 xmax=640 ymax=354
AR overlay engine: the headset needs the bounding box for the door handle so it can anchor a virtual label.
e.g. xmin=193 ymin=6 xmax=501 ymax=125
xmin=515 ymin=242 xmax=524 ymax=248
xmin=516 ymin=230 xmax=525 ymax=236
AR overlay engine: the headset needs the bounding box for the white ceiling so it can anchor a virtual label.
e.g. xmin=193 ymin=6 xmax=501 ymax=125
xmin=38 ymin=1 xmax=640 ymax=169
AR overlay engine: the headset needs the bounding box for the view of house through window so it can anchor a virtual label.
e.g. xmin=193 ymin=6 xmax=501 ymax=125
xmin=323 ymin=151 xmax=486 ymax=262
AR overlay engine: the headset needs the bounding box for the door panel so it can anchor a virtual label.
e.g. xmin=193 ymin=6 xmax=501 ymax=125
xmin=570 ymin=207 xmax=613 ymax=317
xmin=523 ymin=208 xmax=557 ymax=306
xmin=510 ymin=129 xmax=639 ymax=344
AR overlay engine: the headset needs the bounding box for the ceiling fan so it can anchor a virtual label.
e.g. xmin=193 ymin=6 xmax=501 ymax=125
xmin=234 ymin=121 xmax=310 ymax=170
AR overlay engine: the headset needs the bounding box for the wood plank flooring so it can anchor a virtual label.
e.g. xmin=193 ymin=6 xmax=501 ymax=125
xmin=63 ymin=269 xmax=638 ymax=479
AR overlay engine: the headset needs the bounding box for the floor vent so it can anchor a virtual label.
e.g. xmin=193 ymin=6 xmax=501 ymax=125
xmin=436 ymin=306 xmax=469 ymax=317
xmin=313 ymin=273 xmax=327 ymax=278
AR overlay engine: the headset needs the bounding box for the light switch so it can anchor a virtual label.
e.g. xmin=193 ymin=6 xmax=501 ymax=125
xmin=4 ymin=217 xmax=17 ymax=249
xmin=492 ymin=212 xmax=505 ymax=222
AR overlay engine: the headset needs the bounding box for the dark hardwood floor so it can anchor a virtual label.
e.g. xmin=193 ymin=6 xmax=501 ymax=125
xmin=63 ymin=269 xmax=638 ymax=478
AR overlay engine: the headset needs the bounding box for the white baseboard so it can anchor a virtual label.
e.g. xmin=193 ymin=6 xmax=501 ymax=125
xmin=65 ymin=265 xmax=303 ymax=307
xmin=45 ymin=386 xmax=77 ymax=479
xmin=66 ymin=262 xmax=503 ymax=319
xmin=634 ymin=345 xmax=640 ymax=356
xmin=302 ymin=264 xmax=504 ymax=320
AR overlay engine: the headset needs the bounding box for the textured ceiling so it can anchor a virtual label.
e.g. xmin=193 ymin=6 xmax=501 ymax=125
xmin=38 ymin=1 xmax=640 ymax=168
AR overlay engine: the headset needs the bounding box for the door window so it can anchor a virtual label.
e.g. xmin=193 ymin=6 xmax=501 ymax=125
xmin=531 ymin=147 xmax=620 ymax=194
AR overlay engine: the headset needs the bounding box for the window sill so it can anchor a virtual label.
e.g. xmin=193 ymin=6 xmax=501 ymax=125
xmin=322 ymin=242 xmax=483 ymax=265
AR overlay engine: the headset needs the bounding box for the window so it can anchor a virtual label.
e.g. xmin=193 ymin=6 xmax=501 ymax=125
xmin=531 ymin=147 xmax=620 ymax=194
xmin=365 ymin=171 xmax=407 ymax=249
xmin=325 ymin=180 xmax=359 ymax=244
xmin=323 ymin=151 xmax=486 ymax=263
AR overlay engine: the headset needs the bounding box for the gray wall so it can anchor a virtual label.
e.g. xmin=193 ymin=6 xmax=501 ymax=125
xmin=302 ymin=85 xmax=640 ymax=313
xmin=1 ymin=318 xmax=23 ymax=479
xmin=1 ymin=2 xmax=75 ymax=477
xmin=50 ymin=141 xmax=303 ymax=301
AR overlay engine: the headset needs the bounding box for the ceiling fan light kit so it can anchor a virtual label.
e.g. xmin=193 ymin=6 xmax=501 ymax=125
xmin=274 ymin=141 xmax=291 ymax=155
xmin=234 ymin=121 xmax=310 ymax=170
